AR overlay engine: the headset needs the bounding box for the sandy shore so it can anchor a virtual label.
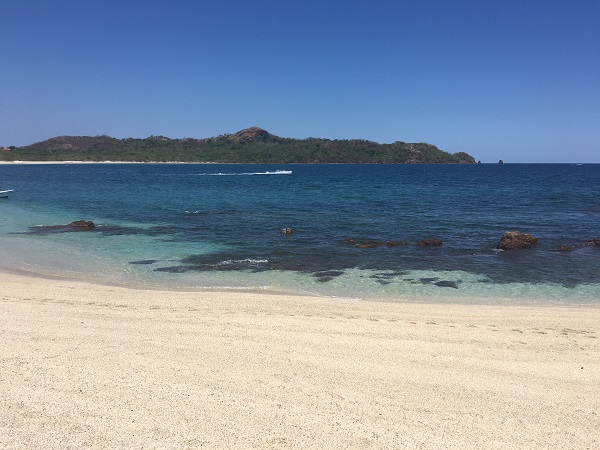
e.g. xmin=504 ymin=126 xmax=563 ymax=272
xmin=1 ymin=273 xmax=598 ymax=449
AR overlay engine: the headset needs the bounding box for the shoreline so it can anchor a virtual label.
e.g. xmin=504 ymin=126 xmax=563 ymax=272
xmin=1 ymin=271 xmax=599 ymax=448
xmin=2 ymin=260 xmax=599 ymax=307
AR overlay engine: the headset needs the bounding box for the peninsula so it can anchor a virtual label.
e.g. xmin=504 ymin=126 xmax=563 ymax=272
xmin=2 ymin=127 xmax=475 ymax=164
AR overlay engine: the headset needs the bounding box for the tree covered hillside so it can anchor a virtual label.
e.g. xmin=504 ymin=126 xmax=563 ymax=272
xmin=2 ymin=127 xmax=476 ymax=164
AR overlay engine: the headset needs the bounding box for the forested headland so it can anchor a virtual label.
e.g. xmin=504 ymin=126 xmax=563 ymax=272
xmin=2 ymin=127 xmax=476 ymax=164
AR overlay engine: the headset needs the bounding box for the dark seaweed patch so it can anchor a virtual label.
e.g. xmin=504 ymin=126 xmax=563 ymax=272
xmin=312 ymin=270 xmax=344 ymax=279
xmin=154 ymin=265 xmax=190 ymax=273
xmin=312 ymin=270 xmax=344 ymax=283
xmin=419 ymin=277 xmax=439 ymax=284
xmin=316 ymin=276 xmax=333 ymax=283
xmin=434 ymin=280 xmax=460 ymax=289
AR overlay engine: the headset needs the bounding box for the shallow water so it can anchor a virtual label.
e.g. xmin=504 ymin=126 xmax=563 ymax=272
xmin=1 ymin=163 xmax=599 ymax=303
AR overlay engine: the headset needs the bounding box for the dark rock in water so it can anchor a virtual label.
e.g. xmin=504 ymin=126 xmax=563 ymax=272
xmin=416 ymin=239 xmax=443 ymax=246
xmin=496 ymin=231 xmax=538 ymax=250
xmin=557 ymin=245 xmax=575 ymax=252
xmin=435 ymin=280 xmax=459 ymax=289
xmin=356 ymin=240 xmax=380 ymax=248
xmin=129 ymin=259 xmax=159 ymax=265
xmin=67 ymin=220 xmax=96 ymax=229
xmin=349 ymin=239 xmax=409 ymax=248
xmin=280 ymin=227 xmax=293 ymax=235
xmin=588 ymin=238 xmax=600 ymax=246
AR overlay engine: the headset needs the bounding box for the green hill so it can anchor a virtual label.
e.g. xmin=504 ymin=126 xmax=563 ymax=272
xmin=2 ymin=127 xmax=476 ymax=164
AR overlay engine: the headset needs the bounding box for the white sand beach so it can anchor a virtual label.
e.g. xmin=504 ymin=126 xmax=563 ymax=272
xmin=0 ymin=160 xmax=211 ymax=164
xmin=1 ymin=272 xmax=599 ymax=449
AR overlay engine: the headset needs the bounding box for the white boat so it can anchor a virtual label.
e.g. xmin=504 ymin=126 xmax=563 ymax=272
xmin=0 ymin=189 xmax=14 ymax=198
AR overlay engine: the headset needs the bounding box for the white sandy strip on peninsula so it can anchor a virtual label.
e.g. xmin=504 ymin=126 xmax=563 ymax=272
xmin=0 ymin=160 xmax=210 ymax=164
xmin=1 ymin=273 xmax=598 ymax=449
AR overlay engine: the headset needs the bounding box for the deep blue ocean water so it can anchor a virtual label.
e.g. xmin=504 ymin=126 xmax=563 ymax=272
xmin=1 ymin=163 xmax=599 ymax=303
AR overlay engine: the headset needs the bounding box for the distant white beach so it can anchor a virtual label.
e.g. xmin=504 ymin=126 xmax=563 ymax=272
xmin=0 ymin=160 xmax=221 ymax=165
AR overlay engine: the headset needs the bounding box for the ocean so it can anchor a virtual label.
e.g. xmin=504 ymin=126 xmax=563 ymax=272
xmin=1 ymin=163 xmax=599 ymax=303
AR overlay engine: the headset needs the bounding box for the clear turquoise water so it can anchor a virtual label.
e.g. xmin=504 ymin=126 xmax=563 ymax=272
xmin=1 ymin=163 xmax=599 ymax=303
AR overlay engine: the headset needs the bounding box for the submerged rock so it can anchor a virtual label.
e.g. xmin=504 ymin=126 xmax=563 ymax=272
xmin=280 ymin=227 xmax=293 ymax=235
xmin=557 ymin=245 xmax=575 ymax=252
xmin=385 ymin=241 xmax=410 ymax=246
xmin=356 ymin=240 xmax=380 ymax=248
xmin=496 ymin=231 xmax=538 ymax=250
xmin=352 ymin=239 xmax=410 ymax=248
xmin=416 ymin=239 xmax=443 ymax=247
xmin=588 ymin=238 xmax=600 ymax=246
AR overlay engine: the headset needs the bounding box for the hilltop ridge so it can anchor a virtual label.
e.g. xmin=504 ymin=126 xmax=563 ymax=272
xmin=229 ymin=126 xmax=273 ymax=143
xmin=2 ymin=127 xmax=476 ymax=164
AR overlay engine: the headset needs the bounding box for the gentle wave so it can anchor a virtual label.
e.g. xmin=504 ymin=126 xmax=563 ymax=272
xmin=218 ymin=259 xmax=269 ymax=266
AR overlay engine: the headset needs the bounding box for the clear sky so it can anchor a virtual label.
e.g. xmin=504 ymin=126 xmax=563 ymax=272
xmin=1 ymin=0 xmax=599 ymax=162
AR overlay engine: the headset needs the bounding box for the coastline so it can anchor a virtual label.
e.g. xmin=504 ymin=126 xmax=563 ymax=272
xmin=1 ymin=252 xmax=598 ymax=306
xmin=1 ymin=271 xmax=598 ymax=449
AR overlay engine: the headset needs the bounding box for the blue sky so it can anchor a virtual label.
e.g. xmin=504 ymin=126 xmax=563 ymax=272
xmin=1 ymin=0 xmax=599 ymax=162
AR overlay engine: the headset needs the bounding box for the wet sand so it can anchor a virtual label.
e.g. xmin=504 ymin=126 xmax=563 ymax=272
xmin=1 ymin=272 xmax=599 ymax=449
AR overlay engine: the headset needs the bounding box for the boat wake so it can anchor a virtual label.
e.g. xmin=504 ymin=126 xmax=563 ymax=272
xmin=202 ymin=170 xmax=292 ymax=176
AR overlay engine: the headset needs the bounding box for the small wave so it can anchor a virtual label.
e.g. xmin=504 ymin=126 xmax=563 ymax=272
xmin=218 ymin=259 xmax=269 ymax=266
xmin=196 ymin=170 xmax=292 ymax=176
xmin=155 ymin=258 xmax=270 ymax=273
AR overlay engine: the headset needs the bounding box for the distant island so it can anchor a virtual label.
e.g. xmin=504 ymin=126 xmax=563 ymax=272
xmin=1 ymin=127 xmax=476 ymax=164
